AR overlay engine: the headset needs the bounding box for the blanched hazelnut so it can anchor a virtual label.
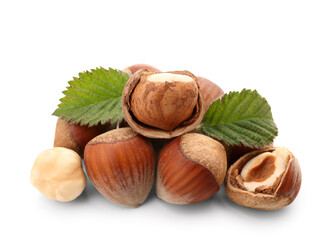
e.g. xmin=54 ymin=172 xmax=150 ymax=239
xmin=30 ymin=147 xmax=86 ymax=202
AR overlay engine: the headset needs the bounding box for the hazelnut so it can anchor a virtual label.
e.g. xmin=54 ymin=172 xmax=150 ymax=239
xmin=84 ymin=127 xmax=155 ymax=208
xmin=54 ymin=118 xmax=111 ymax=157
xmin=156 ymin=133 xmax=227 ymax=204
xmin=30 ymin=147 xmax=86 ymax=202
xmin=197 ymin=76 xmax=224 ymax=111
xmin=225 ymin=147 xmax=302 ymax=210
xmin=122 ymin=69 xmax=205 ymax=138
xmin=123 ymin=64 xmax=160 ymax=75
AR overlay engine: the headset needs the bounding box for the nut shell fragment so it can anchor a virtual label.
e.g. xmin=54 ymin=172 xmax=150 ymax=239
xmin=225 ymin=147 xmax=302 ymax=210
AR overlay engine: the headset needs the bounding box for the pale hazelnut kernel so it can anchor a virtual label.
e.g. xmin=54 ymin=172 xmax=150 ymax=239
xmin=30 ymin=147 xmax=86 ymax=202
xmin=240 ymin=147 xmax=289 ymax=192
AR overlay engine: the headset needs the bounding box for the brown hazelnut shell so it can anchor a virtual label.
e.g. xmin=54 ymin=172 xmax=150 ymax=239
xmin=197 ymin=76 xmax=224 ymax=112
xmin=123 ymin=64 xmax=160 ymax=75
xmin=54 ymin=118 xmax=111 ymax=157
xmin=84 ymin=127 xmax=155 ymax=208
xmin=156 ymin=133 xmax=227 ymax=204
xmin=122 ymin=69 xmax=205 ymax=139
xmin=225 ymin=147 xmax=302 ymax=210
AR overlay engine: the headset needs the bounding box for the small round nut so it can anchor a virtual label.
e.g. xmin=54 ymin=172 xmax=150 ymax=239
xmin=156 ymin=133 xmax=227 ymax=204
xmin=30 ymin=147 xmax=86 ymax=202
xmin=225 ymin=147 xmax=302 ymax=210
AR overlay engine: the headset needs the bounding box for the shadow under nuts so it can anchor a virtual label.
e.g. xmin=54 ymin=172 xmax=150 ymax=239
xmin=84 ymin=127 xmax=155 ymax=208
xmin=156 ymin=133 xmax=227 ymax=204
xmin=225 ymin=147 xmax=302 ymax=210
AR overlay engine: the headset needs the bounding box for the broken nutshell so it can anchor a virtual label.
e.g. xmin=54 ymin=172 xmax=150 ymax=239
xmin=225 ymin=147 xmax=301 ymax=210
xmin=122 ymin=69 xmax=205 ymax=139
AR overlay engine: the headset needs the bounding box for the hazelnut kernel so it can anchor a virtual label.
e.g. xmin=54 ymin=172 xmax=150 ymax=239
xmin=30 ymin=147 xmax=86 ymax=202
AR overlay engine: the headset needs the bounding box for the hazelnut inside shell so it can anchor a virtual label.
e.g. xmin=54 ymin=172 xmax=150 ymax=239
xmin=225 ymin=147 xmax=301 ymax=210
xmin=122 ymin=69 xmax=205 ymax=139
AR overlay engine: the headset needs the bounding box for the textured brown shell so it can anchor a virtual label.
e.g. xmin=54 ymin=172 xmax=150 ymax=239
xmin=225 ymin=147 xmax=302 ymax=210
xmin=84 ymin=128 xmax=155 ymax=208
xmin=54 ymin=118 xmax=111 ymax=157
xmin=122 ymin=69 xmax=205 ymax=139
xmin=156 ymin=133 xmax=227 ymax=204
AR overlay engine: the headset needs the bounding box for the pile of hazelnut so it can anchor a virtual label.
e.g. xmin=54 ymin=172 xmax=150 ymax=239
xmin=30 ymin=64 xmax=301 ymax=210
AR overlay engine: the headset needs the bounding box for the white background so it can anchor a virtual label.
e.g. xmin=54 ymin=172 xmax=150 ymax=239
xmin=1 ymin=0 xmax=332 ymax=239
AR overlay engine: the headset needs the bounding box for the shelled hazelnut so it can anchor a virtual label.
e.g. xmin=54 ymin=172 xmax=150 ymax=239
xmin=30 ymin=147 xmax=86 ymax=202
xmin=122 ymin=69 xmax=205 ymax=139
xmin=225 ymin=147 xmax=301 ymax=210
xmin=156 ymin=133 xmax=227 ymax=204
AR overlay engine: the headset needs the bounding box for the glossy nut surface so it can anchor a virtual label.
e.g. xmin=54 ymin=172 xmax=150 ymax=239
xmin=197 ymin=76 xmax=224 ymax=111
xmin=84 ymin=128 xmax=155 ymax=207
xmin=156 ymin=133 xmax=227 ymax=204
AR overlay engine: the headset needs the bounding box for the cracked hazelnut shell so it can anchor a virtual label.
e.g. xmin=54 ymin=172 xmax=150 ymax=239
xmin=122 ymin=69 xmax=205 ymax=139
xmin=225 ymin=147 xmax=302 ymax=210
xmin=156 ymin=133 xmax=227 ymax=204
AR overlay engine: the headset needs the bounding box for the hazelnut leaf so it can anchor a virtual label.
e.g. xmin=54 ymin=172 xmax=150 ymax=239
xmin=199 ymin=89 xmax=278 ymax=147
xmin=52 ymin=67 xmax=129 ymax=127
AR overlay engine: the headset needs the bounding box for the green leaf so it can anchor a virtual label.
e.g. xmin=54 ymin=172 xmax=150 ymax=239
xmin=199 ymin=89 xmax=278 ymax=147
xmin=52 ymin=67 xmax=129 ymax=127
